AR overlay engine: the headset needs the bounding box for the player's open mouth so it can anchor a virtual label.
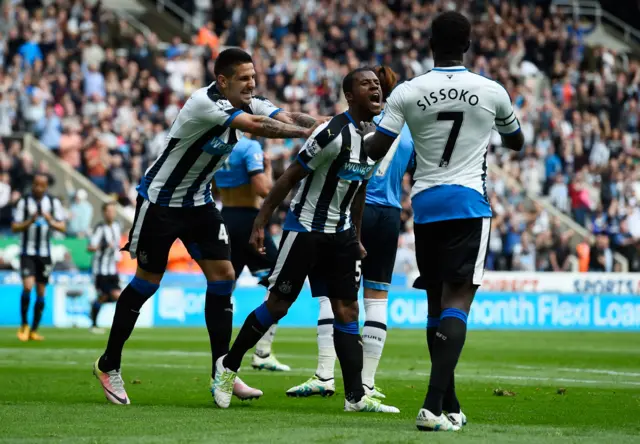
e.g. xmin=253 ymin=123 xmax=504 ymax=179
xmin=369 ymin=93 xmax=381 ymax=105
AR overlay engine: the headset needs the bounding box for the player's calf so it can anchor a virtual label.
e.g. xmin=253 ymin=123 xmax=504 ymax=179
xmin=223 ymin=296 xmax=290 ymax=372
xmin=99 ymin=276 xmax=159 ymax=372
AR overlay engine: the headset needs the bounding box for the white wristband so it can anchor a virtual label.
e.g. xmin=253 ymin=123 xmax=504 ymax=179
xmin=363 ymin=133 xmax=374 ymax=141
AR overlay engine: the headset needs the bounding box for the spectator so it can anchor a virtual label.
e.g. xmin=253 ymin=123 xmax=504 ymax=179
xmin=67 ymin=189 xmax=93 ymax=237
xmin=589 ymin=233 xmax=614 ymax=272
xmin=35 ymin=104 xmax=62 ymax=150
xmin=58 ymin=125 xmax=83 ymax=169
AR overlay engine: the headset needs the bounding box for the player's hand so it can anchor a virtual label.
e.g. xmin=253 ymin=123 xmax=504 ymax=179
xmin=250 ymin=224 xmax=266 ymax=255
xmin=304 ymin=124 xmax=318 ymax=138
xmin=356 ymin=121 xmax=376 ymax=138
xmin=358 ymin=241 xmax=367 ymax=259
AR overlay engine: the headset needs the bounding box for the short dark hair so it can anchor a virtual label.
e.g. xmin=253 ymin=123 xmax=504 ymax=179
xmin=430 ymin=11 xmax=471 ymax=59
xmin=102 ymin=201 xmax=116 ymax=212
xmin=33 ymin=172 xmax=49 ymax=183
xmin=214 ymin=48 xmax=254 ymax=78
xmin=342 ymin=67 xmax=375 ymax=96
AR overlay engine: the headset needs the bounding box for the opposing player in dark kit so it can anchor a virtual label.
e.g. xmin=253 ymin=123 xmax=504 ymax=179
xmin=212 ymin=68 xmax=399 ymax=413
xmin=363 ymin=11 xmax=524 ymax=431
xmin=92 ymin=48 xmax=323 ymax=405
xmin=213 ymin=137 xmax=290 ymax=372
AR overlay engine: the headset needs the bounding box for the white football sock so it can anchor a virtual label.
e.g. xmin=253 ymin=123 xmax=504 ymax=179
xmin=315 ymin=296 xmax=336 ymax=380
xmin=256 ymin=292 xmax=276 ymax=357
xmin=255 ymin=324 xmax=277 ymax=357
xmin=362 ymin=298 xmax=388 ymax=388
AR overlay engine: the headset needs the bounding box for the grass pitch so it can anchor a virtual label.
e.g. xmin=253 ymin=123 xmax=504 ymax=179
xmin=1 ymin=328 xmax=640 ymax=443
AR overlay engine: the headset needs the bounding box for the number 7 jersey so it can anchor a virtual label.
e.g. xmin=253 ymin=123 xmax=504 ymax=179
xmin=376 ymin=66 xmax=520 ymax=223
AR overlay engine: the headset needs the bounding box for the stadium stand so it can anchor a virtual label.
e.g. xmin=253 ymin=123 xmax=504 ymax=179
xmin=1 ymin=0 xmax=639 ymax=274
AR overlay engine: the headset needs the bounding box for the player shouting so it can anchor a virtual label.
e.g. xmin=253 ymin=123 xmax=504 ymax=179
xmin=211 ymin=67 xmax=399 ymax=413
xmin=286 ymin=66 xmax=415 ymax=399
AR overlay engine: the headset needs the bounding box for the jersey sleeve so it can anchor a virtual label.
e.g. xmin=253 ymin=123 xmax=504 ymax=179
xmin=249 ymin=96 xmax=282 ymax=118
xmin=13 ymin=198 xmax=25 ymax=223
xmin=52 ymin=198 xmax=64 ymax=221
xmin=377 ymin=83 xmax=407 ymax=138
xmin=244 ymin=141 xmax=265 ymax=176
xmin=89 ymin=225 xmax=104 ymax=249
xmin=365 ymin=161 xmax=381 ymax=180
xmin=193 ymin=95 xmax=244 ymax=128
xmin=296 ymin=123 xmax=341 ymax=172
xmin=494 ymin=84 xmax=521 ymax=135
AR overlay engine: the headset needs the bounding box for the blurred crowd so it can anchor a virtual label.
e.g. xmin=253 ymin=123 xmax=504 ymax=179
xmin=0 ymin=0 xmax=639 ymax=273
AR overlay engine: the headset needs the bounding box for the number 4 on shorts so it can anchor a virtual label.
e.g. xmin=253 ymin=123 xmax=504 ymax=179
xmin=218 ymin=225 xmax=229 ymax=244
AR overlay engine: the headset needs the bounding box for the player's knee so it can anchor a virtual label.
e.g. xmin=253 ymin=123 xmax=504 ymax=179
xmin=126 ymin=277 xmax=160 ymax=311
xmin=203 ymin=261 xmax=235 ymax=283
xmin=265 ymin=294 xmax=292 ymax=320
xmin=442 ymin=280 xmax=478 ymax=312
xmin=332 ymin=300 xmax=359 ymax=324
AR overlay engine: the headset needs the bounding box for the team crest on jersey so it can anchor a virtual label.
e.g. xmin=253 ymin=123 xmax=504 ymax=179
xmin=278 ymin=280 xmax=292 ymax=294
xmin=138 ymin=251 xmax=148 ymax=265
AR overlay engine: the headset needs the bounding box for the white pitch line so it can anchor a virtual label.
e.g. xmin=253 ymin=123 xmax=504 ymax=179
xmin=514 ymin=364 xmax=640 ymax=378
xmin=2 ymin=358 xmax=640 ymax=387
xmin=4 ymin=348 xmax=640 ymax=380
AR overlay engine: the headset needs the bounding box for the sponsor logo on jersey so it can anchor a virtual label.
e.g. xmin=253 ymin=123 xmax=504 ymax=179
xmin=207 ymin=137 xmax=236 ymax=155
xmin=338 ymin=162 xmax=376 ymax=180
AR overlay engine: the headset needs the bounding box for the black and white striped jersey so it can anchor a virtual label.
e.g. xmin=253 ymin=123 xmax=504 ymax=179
xmin=284 ymin=112 xmax=379 ymax=234
xmin=90 ymin=221 xmax=122 ymax=276
xmin=137 ymin=82 xmax=282 ymax=207
xmin=13 ymin=194 xmax=64 ymax=257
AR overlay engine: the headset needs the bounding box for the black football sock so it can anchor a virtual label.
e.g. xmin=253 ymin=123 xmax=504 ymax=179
xmin=444 ymin=374 xmax=461 ymax=414
xmin=31 ymin=296 xmax=45 ymax=332
xmin=205 ymin=281 xmax=235 ymax=377
xmin=20 ymin=289 xmax=30 ymax=325
xmin=100 ymin=278 xmax=157 ymax=372
xmin=426 ymin=316 xmax=439 ymax=358
xmin=224 ymin=302 xmax=274 ymax=372
xmin=91 ymin=300 xmax=102 ymax=328
xmin=427 ymin=317 xmax=459 ymax=412
xmin=333 ymin=321 xmax=365 ymax=403
xmin=423 ymin=308 xmax=468 ymax=416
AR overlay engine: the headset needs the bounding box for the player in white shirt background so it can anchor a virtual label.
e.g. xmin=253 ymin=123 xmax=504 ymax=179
xmin=362 ymin=11 xmax=525 ymax=432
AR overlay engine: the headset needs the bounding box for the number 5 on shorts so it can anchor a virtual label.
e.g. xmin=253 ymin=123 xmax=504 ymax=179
xmin=218 ymin=225 xmax=229 ymax=244
xmin=355 ymin=260 xmax=362 ymax=283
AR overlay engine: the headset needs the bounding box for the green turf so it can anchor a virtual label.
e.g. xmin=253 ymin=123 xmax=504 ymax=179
xmin=1 ymin=328 xmax=640 ymax=443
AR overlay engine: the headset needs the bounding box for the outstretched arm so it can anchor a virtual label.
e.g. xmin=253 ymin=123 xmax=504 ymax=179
xmin=275 ymin=111 xmax=330 ymax=129
xmin=230 ymin=113 xmax=312 ymax=139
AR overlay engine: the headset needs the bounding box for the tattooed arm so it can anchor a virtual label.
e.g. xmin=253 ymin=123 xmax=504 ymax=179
xmin=231 ymin=114 xmax=312 ymax=139
xmin=274 ymin=111 xmax=329 ymax=129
